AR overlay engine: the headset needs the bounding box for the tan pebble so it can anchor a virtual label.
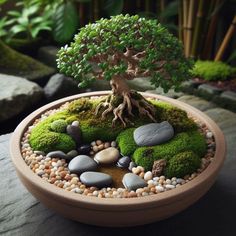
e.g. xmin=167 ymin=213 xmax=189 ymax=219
xmin=132 ymin=167 xmax=140 ymax=175
xmin=56 ymin=176 xmax=61 ymax=180
xmin=58 ymin=183 xmax=64 ymax=188
xmin=150 ymin=187 xmax=156 ymax=193
xmin=159 ymin=179 xmax=164 ymax=185
xmin=83 ymin=189 xmax=89 ymax=195
xmin=98 ymin=193 xmax=104 ymax=198
xmin=80 ymin=184 xmax=86 ymax=189
xmin=139 ymin=172 xmax=144 ymax=178
xmin=93 ymin=146 xmax=99 ymax=152
xmin=98 ymin=144 xmax=104 ymax=150
xmin=91 ymin=141 xmax=96 ymax=146
xmin=50 ymin=178 xmax=56 ymax=184
xmin=104 ymin=142 xmax=110 ymax=148
xmin=60 ymin=171 xmax=67 ymax=178
xmin=90 ymin=186 xmax=97 ymax=191
xmin=136 ymin=188 xmax=144 ymax=194
xmin=128 ymin=191 xmax=137 ymax=198
xmin=96 ymin=140 xmax=102 ymax=145
xmin=137 ymin=166 xmax=145 ymax=172
xmin=45 ymin=169 xmax=51 ymax=175
xmin=45 ymin=164 xmax=50 ymax=169
xmin=64 ymin=175 xmax=72 ymax=181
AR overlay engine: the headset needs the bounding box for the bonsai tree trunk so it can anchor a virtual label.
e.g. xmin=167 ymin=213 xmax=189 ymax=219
xmin=95 ymin=76 xmax=157 ymax=127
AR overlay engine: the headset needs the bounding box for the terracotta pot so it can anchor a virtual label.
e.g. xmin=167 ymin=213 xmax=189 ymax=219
xmin=10 ymin=91 xmax=226 ymax=227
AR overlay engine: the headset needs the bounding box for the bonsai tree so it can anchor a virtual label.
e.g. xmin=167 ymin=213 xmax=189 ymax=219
xmin=57 ymin=14 xmax=192 ymax=127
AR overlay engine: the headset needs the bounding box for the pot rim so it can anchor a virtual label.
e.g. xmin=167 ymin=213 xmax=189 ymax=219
xmin=10 ymin=91 xmax=226 ymax=211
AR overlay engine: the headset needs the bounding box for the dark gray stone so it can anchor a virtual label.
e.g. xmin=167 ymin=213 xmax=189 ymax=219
xmin=146 ymin=87 xmax=184 ymax=98
xmin=122 ymin=173 xmax=147 ymax=190
xmin=117 ymin=156 xmax=131 ymax=168
xmin=66 ymin=150 xmax=79 ymax=159
xmin=44 ymin=74 xmax=81 ymax=101
xmin=80 ymin=171 xmax=112 ymax=188
xmin=66 ymin=124 xmax=81 ymax=145
xmin=38 ymin=46 xmax=59 ymax=68
xmin=68 ymin=155 xmax=97 ymax=174
xmin=220 ymin=91 xmax=236 ymax=102
xmin=128 ymin=161 xmax=137 ymax=171
xmin=77 ymin=144 xmax=91 ymax=155
xmin=0 ymin=74 xmax=44 ymax=122
xmin=217 ymin=91 xmax=236 ymax=112
xmin=133 ymin=121 xmax=174 ymax=146
xmin=46 ymin=151 xmax=68 ymax=159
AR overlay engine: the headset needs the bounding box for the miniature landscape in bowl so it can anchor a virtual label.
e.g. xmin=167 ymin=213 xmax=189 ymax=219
xmin=10 ymin=14 xmax=226 ymax=226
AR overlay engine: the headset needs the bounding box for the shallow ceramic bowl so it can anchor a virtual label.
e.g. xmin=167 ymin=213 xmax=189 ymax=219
xmin=10 ymin=91 xmax=226 ymax=227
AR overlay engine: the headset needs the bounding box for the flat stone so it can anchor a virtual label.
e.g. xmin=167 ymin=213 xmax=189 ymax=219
xmin=68 ymin=155 xmax=98 ymax=174
xmin=198 ymin=84 xmax=222 ymax=95
xmin=177 ymin=95 xmax=216 ymax=111
xmin=44 ymin=74 xmax=82 ymax=101
xmin=220 ymin=91 xmax=236 ymax=102
xmin=117 ymin=156 xmax=131 ymax=168
xmin=80 ymin=171 xmax=112 ymax=188
xmin=66 ymin=125 xmax=81 ymax=145
xmin=146 ymin=87 xmax=184 ymax=98
xmin=133 ymin=121 xmax=174 ymax=146
xmin=217 ymin=91 xmax=236 ymax=112
xmin=122 ymin=173 xmax=147 ymax=191
xmin=94 ymin=147 xmax=120 ymax=164
xmin=46 ymin=151 xmax=68 ymax=159
xmin=127 ymin=77 xmax=155 ymax=91
xmin=0 ymin=74 xmax=43 ymax=122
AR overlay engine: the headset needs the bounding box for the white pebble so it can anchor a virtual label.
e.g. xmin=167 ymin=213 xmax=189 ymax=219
xmin=144 ymin=171 xmax=153 ymax=181
xmin=72 ymin=121 xmax=80 ymax=127
xmin=165 ymin=184 xmax=176 ymax=190
xmin=165 ymin=179 xmax=171 ymax=184
xmin=147 ymin=179 xmax=154 ymax=185
xmin=36 ymin=170 xmax=44 ymax=176
xmin=111 ymin=141 xmax=117 ymax=147
xmin=153 ymin=177 xmax=160 ymax=181
xmin=176 ymin=178 xmax=184 ymax=184
xmin=206 ymin=132 xmax=213 ymax=139
xmin=93 ymin=191 xmax=99 ymax=196
xmin=155 ymin=186 xmax=164 ymax=192
xmin=172 ymin=181 xmax=177 ymax=186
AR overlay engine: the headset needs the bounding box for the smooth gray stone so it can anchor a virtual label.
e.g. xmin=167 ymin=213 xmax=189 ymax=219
xmin=46 ymin=150 xmax=68 ymax=159
xmin=80 ymin=171 xmax=112 ymax=188
xmin=66 ymin=150 xmax=78 ymax=159
xmin=68 ymin=155 xmax=97 ymax=174
xmin=117 ymin=156 xmax=131 ymax=168
xmin=122 ymin=173 xmax=147 ymax=191
xmin=66 ymin=124 xmax=81 ymax=145
xmin=44 ymin=73 xmax=81 ymax=101
xmin=0 ymin=74 xmax=43 ymax=122
xmin=133 ymin=121 xmax=174 ymax=146
xmin=128 ymin=161 xmax=137 ymax=171
xmin=77 ymin=144 xmax=91 ymax=155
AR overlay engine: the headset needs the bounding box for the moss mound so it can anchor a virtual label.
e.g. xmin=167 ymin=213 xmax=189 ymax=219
xmin=0 ymin=40 xmax=55 ymax=81
xmin=116 ymin=128 xmax=138 ymax=156
xmin=30 ymin=96 xmax=200 ymax=153
xmin=29 ymin=111 xmax=76 ymax=153
xmin=132 ymin=131 xmax=206 ymax=171
xmin=164 ymin=151 xmax=201 ymax=178
xmin=50 ymin=119 xmax=67 ymax=133
xmin=191 ymin=60 xmax=236 ymax=81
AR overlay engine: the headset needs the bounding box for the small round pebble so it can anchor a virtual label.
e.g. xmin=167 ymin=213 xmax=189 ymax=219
xmin=144 ymin=171 xmax=153 ymax=181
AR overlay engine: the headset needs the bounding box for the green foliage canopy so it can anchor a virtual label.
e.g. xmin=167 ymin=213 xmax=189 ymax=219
xmin=57 ymin=14 xmax=192 ymax=92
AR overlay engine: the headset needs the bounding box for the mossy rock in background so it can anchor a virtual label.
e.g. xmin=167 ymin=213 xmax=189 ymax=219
xmin=164 ymin=151 xmax=201 ymax=178
xmin=191 ymin=60 xmax=236 ymax=81
xmin=132 ymin=131 xmax=206 ymax=171
xmin=0 ymin=40 xmax=55 ymax=84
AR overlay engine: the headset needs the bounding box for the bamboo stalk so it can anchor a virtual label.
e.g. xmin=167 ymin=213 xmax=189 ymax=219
xmin=93 ymin=0 xmax=99 ymax=21
xmin=215 ymin=14 xmax=236 ymax=61
xmin=178 ymin=0 xmax=183 ymax=41
xmin=145 ymin=0 xmax=151 ymax=12
xmin=183 ymin=0 xmax=189 ymax=53
xmin=79 ymin=2 xmax=85 ymax=26
xmin=185 ymin=0 xmax=195 ymax=57
xmin=202 ymin=0 xmax=221 ymax=59
xmin=191 ymin=0 xmax=205 ymax=58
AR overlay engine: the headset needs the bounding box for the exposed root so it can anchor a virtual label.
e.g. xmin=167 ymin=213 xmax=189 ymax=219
xmin=95 ymin=91 xmax=157 ymax=127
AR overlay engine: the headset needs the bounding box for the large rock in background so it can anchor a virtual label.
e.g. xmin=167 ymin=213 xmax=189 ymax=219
xmin=44 ymin=74 xmax=82 ymax=101
xmin=0 ymin=41 xmax=55 ymax=85
xmin=38 ymin=46 xmax=59 ymax=69
xmin=0 ymin=74 xmax=43 ymax=122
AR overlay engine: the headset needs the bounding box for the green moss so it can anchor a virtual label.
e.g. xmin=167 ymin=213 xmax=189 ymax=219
xmin=132 ymin=131 xmax=206 ymax=171
xmin=29 ymin=111 xmax=76 ymax=153
xmin=65 ymin=115 xmax=79 ymax=124
xmin=0 ymin=40 xmax=55 ymax=81
xmin=67 ymin=98 xmax=93 ymax=113
xmin=191 ymin=60 xmax=236 ymax=81
xmin=116 ymin=128 xmax=138 ymax=156
xmin=164 ymin=151 xmax=201 ymax=178
xmin=50 ymin=119 xmax=67 ymax=133
xmin=151 ymin=100 xmax=197 ymax=132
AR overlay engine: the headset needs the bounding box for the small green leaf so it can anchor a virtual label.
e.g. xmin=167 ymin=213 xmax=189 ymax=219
xmin=10 ymin=25 xmax=26 ymax=35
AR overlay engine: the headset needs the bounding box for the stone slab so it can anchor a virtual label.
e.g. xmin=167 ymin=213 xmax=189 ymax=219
xmin=177 ymin=95 xmax=217 ymax=111
xmin=0 ymin=74 xmax=44 ymax=122
xmin=1 ymin=128 xmax=236 ymax=235
xmin=146 ymin=87 xmax=184 ymax=98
